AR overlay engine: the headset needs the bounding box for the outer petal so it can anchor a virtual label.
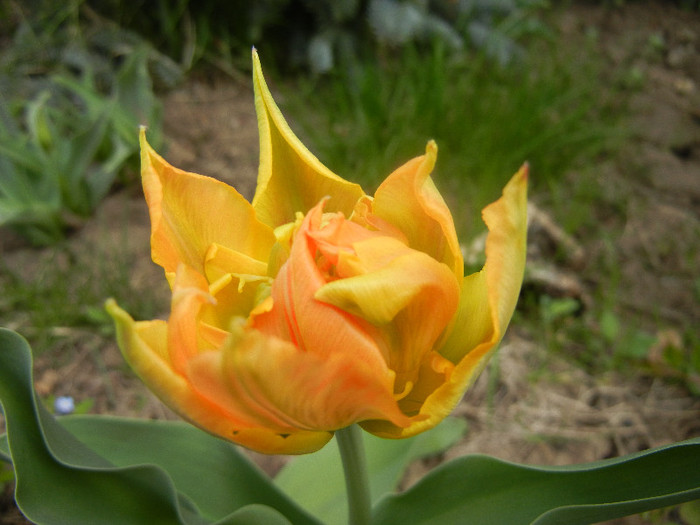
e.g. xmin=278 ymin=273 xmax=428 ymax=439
xmin=188 ymin=326 xmax=410 ymax=433
xmin=250 ymin=50 xmax=365 ymax=227
xmin=371 ymin=141 xmax=463 ymax=279
xmin=106 ymin=299 xmax=332 ymax=454
xmin=363 ymin=165 xmax=528 ymax=438
xmin=140 ymin=128 xmax=276 ymax=275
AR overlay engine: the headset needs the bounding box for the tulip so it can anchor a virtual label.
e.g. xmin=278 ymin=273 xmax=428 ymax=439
xmin=106 ymin=50 xmax=527 ymax=455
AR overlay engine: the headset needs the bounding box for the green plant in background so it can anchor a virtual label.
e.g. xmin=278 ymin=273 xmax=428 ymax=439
xmin=85 ymin=0 xmax=548 ymax=74
xmin=0 ymin=1 xmax=168 ymax=245
xmin=0 ymin=89 xmax=129 ymax=244
xmin=287 ymin=36 xmax=621 ymax=235
xmin=0 ymin=48 xmax=159 ymax=244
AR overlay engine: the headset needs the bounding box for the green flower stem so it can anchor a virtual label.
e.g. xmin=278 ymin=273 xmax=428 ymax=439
xmin=336 ymin=425 xmax=372 ymax=525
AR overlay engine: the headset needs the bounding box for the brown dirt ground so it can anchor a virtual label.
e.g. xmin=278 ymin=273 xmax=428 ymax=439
xmin=2 ymin=2 xmax=700 ymax=524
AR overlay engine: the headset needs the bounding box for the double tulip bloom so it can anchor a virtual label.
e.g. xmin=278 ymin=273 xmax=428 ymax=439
xmin=107 ymin=51 xmax=527 ymax=455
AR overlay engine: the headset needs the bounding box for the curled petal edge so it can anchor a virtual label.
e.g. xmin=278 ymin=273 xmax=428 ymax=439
xmin=363 ymin=165 xmax=528 ymax=438
xmin=105 ymin=299 xmax=333 ymax=454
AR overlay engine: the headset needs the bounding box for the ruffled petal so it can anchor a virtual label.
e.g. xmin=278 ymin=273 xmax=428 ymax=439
xmin=252 ymin=202 xmax=391 ymax=375
xmin=363 ymin=165 xmax=528 ymax=438
xmin=106 ymin=299 xmax=330 ymax=454
xmin=316 ymin=235 xmax=460 ymax=394
xmin=194 ymin=326 xmax=410 ymax=431
xmin=371 ymin=141 xmax=463 ymax=279
xmin=250 ymin=50 xmax=365 ymax=227
xmin=316 ymin=236 xmax=458 ymax=326
xmin=140 ymin=128 xmax=276 ymax=275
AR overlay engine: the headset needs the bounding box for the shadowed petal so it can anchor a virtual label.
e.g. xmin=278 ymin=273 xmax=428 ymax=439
xmin=250 ymin=50 xmax=365 ymax=227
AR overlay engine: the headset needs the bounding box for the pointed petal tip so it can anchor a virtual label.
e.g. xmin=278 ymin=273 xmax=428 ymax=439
xmin=252 ymin=48 xmax=263 ymax=78
xmin=105 ymin=298 xmax=134 ymax=328
xmin=104 ymin=297 xmax=121 ymax=318
xmin=514 ymin=162 xmax=529 ymax=185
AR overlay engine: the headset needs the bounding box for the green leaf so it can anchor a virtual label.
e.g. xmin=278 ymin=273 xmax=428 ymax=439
xmin=371 ymin=439 xmax=700 ymax=525
xmin=213 ymin=504 xmax=293 ymax=525
xmin=275 ymin=417 xmax=466 ymax=525
xmin=0 ymin=328 xmax=321 ymax=525
xmin=56 ymin=416 xmax=319 ymax=524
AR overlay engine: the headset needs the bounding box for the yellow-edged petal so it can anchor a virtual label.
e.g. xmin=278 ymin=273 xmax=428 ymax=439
xmin=316 ymin=235 xmax=460 ymax=394
xmin=201 ymin=326 xmax=410 ymax=431
xmin=140 ymin=128 xmax=276 ymax=275
xmin=371 ymin=141 xmax=463 ymax=279
xmin=316 ymin=236 xmax=458 ymax=325
xmin=106 ymin=299 xmax=332 ymax=454
xmin=364 ymin=165 xmax=528 ymax=438
xmin=250 ymin=50 xmax=365 ymax=227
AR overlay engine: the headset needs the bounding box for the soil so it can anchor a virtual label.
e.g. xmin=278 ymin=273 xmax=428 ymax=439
xmin=2 ymin=2 xmax=700 ymax=524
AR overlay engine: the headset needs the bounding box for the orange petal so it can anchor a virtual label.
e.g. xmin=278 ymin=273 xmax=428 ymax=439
xmin=317 ymin=236 xmax=458 ymax=325
xmin=365 ymin=165 xmax=528 ymax=438
xmin=106 ymin=299 xmax=330 ymax=454
xmin=140 ymin=128 xmax=276 ymax=275
xmin=316 ymin=235 xmax=460 ymax=393
xmin=190 ymin=326 xmax=410 ymax=431
xmin=250 ymin=50 xmax=365 ymax=227
xmin=167 ymin=264 xmax=214 ymax=374
xmin=252 ymin=202 xmax=391 ymax=375
xmin=372 ymin=141 xmax=463 ymax=279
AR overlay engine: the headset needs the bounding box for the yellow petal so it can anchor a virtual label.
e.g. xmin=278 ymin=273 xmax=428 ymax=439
xmin=372 ymin=141 xmax=463 ymax=279
xmin=317 ymin=237 xmax=458 ymax=326
xmin=250 ymin=50 xmax=365 ymax=227
xmin=481 ymin=164 xmax=529 ymax=336
xmin=106 ymin=299 xmax=332 ymax=454
xmin=364 ymin=165 xmax=528 ymax=438
xmin=140 ymin=128 xmax=276 ymax=275
xmin=203 ymin=243 xmax=268 ymax=283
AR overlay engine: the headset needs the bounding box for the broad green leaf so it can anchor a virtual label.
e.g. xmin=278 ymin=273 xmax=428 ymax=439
xmin=56 ymin=416 xmax=319 ymax=524
xmin=0 ymin=328 xmax=321 ymax=525
xmin=371 ymin=439 xmax=700 ymax=525
xmin=213 ymin=504 xmax=292 ymax=525
xmin=275 ymin=417 xmax=466 ymax=525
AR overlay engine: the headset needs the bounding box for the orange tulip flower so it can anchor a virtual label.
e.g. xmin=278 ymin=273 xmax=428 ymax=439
xmin=106 ymin=50 xmax=527 ymax=455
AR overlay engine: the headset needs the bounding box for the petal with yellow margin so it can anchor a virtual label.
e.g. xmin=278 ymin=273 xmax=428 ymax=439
xmin=250 ymin=50 xmax=365 ymax=227
xmin=363 ymin=165 xmax=528 ymax=438
xmin=140 ymin=129 xmax=276 ymax=275
xmin=371 ymin=141 xmax=463 ymax=279
xmin=106 ymin=300 xmax=332 ymax=455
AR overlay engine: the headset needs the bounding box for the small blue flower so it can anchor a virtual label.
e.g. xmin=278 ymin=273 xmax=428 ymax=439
xmin=54 ymin=396 xmax=75 ymax=415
